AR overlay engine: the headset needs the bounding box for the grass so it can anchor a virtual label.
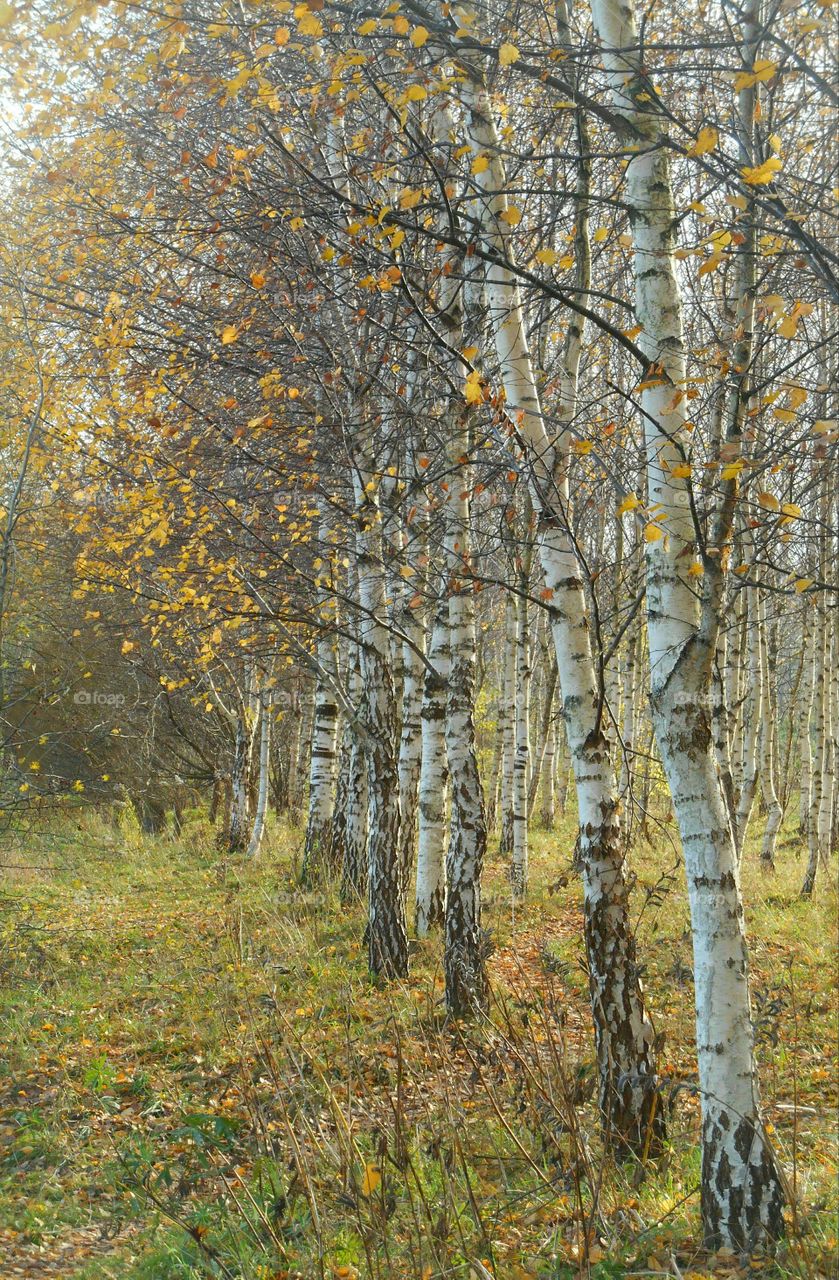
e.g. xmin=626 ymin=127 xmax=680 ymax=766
xmin=0 ymin=804 xmax=835 ymax=1279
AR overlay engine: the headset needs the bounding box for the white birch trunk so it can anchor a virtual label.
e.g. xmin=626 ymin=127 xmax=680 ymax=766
xmin=827 ymin=614 xmax=839 ymax=860
xmin=802 ymin=609 xmax=828 ymax=895
xmin=461 ymin=62 xmax=662 ymax=1148
xmin=302 ymin=513 xmax=340 ymax=881
xmin=340 ymin=644 xmax=369 ymax=903
xmin=415 ymin=603 xmax=450 ymax=936
xmin=499 ymin=593 xmax=516 ymax=853
xmin=529 ymin=651 xmax=558 ymax=823
xmin=246 ymin=697 xmax=271 ymax=861
xmin=540 ymin=703 xmax=558 ymax=830
xmin=757 ymin=595 xmax=782 ymax=868
xmin=227 ymin=712 xmax=251 ymax=854
xmin=443 ymin=404 xmax=489 ymax=1016
xmin=302 ymin=671 xmax=339 ymax=877
xmin=712 ymin=624 xmax=737 ymax=840
xmin=226 ymin=666 xmax=259 ymax=855
xmin=734 ymin=588 xmax=762 ymax=858
xmin=797 ymin=603 xmax=815 ymax=837
xmin=619 ymin=612 xmax=642 ymax=842
xmin=590 ymin=0 xmax=784 ymax=1244
xmin=511 ymin=552 xmax=532 ymax=900
xmin=292 ymin=681 xmax=313 ymax=825
xmin=330 ymin=718 xmax=351 ymax=871
xmin=352 ymin=409 xmax=408 ymax=978
xmin=817 ymin=618 xmax=835 ymax=866
xmin=397 ymin=594 xmax=425 ymax=901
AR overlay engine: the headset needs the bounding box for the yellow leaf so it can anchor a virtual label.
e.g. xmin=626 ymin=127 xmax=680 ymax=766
xmin=500 ymin=205 xmax=521 ymax=226
xmin=221 ymin=325 xmax=239 ymax=344
xmin=733 ymin=58 xmax=776 ymax=91
xmin=671 ymin=462 xmax=692 ymax=478
xmin=289 ymin=216 xmax=304 ymax=230
xmin=461 ymin=345 xmax=479 ymax=360
xmin=688 ymin=126 xmax=719 ymax=157
xmin=593 ymin=227 xmax=608 ymax=242
xmin=357 ymin=18 xmax=377 ymax=34
xmin=225 ymin=68 xmax=251 ymax=98
xmin=472 ymin=155 xmax=489 ymax=175
xmin=405 ymin=83 xmax=426 ymax=101
xmin=698 ymin=251 xmax=724 ymax=277
xmin=757 ymin=491 xmax=780 ymax=511
xmin=535 ymin=248 xmax=558 ymax=265
xmin=464 ymin=369 xmax=484 ymax=404
xmin=571 ymin=439 xmax=593 ymax=455
xmin=0 ymin=2 xmax=16 ymax=26
xmin=275 ymin=26 xmax=290 ymax=45
xmin=499 ymin=42 xmax=520 ymax=66
xmin=250 ymin=271 xmax=266 ymax=289
xmin=780 ymin=502 xmax=801 ymax=522
xmin=617 ymin=494 xmax=640 ymax=516
xmin=399 ymin=564 xmax=415 ymax=577
xmin=298 ymin=11 xmax=323 ymax=36
xmin=721 ymin=460 xmax=745 ymax=480
xmin=687 ymin=561 xmax=704 ymax=577
xmin=361 ymin=1163 xmax=382 ymax=1197
xmin=741 ymin=155 xmax=782 ymax=185
xmin=392 ymin=15 xmax=409 ymax=34
xmin=644 ymin=524 xmax=664 ymax=542
xmin=390 ymin=229 xmax=405 ymax=249
xmin=410 ymin=24 xmax=429 ymax=46
xmin=794 ymin=578 xmax=813 ymax=593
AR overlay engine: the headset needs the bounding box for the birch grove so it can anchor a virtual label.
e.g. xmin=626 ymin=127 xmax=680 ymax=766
xmin=3 ymin=0 xmax=837 ymax=1267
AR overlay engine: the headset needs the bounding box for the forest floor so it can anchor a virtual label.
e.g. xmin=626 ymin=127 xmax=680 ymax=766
xmin=0 ymin=808 xmax=836 ymax=1280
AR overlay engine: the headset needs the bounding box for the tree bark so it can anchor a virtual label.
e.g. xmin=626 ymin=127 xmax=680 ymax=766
xmin=397 ymin=590 xmax=425 ymax=903
xmin=416 ymin=602 xmax=450 ymax=936
xmin=301 ymin=512 xmax=340 ymax=882
xmin=246 ymin=696 xmax=271 ymax=861
xmin=461 ymin=58 xmax=662 ymax=1148
xmin=443 ymin=404 xmax=489 ymax=1017
xmin=757 ymin=594 xmax=782 ymax=869
xmin=511 ymin=535 xmax=533 ymax=901
xmin=498 ymin=592 xmax=516 ymax=854
xmin=352 ymin=409 xmax=408 ymax=979
xmin=340 ymin=646 xmax=369 ymax=903
xmin=590 ymin=0 xmax=785 ymax=1245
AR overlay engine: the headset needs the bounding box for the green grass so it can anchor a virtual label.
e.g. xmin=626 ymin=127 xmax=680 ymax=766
xmin=0 ymin=805 xmax=835 ymax=1279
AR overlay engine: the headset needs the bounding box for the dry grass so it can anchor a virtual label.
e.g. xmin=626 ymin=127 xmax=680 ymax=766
xmin=0 ymin=804 xmax=835 ymax=1279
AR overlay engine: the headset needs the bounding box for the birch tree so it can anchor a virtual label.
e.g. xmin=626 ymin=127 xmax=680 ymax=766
xmin=456 ymin=40 xmax=663 ymax=1149
xmin=415 ymin=600 xmax=450 ymax=936
xmin=589 ymin=0 xmax=785 ymax=1244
